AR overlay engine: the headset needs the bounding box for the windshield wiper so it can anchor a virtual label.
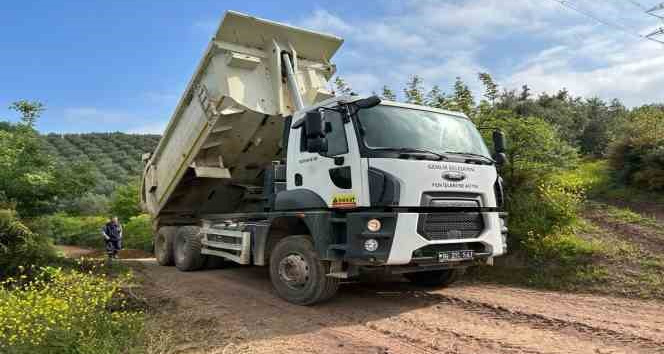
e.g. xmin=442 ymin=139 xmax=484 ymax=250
xmin=444 ymin=151 xmax=495 ymax=164
xmin=371 ymin=147 xmax=448 ymax=161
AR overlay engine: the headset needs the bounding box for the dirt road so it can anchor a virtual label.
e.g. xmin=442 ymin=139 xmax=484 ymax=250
xmin=130 ymin=260 xmax=664 ymax=354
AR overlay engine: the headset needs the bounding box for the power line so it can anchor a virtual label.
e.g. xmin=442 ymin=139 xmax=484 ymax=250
xmin=625 ymin=0 xmax=649 ymax=11
xmin=547 ymin=0 xmax=664 ymax=44
xmin=646 ymin=3 xmax=664 ymax=18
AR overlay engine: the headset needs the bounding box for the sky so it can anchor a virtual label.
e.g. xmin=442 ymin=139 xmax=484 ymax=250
xmin=1 ymin=0 xmax=663 ymax=133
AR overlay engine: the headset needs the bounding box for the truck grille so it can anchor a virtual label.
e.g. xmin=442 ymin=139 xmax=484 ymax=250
xmin=417 ymin=213 xmax=484 ymax=240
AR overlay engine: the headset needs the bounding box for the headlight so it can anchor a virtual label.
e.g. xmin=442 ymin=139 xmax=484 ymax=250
xmin=364 ymin=238 xmax=379 ymax=252
xmin=367 ymin=219 xmax=382 ymax=232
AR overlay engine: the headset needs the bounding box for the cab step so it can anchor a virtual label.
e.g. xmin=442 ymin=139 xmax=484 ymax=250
xmin=200 ymin=222 xmax=251 ymax=264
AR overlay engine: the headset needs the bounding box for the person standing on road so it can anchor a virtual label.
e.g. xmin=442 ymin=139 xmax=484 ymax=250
xmin=102 ymin=216 xmax=123 ymax=259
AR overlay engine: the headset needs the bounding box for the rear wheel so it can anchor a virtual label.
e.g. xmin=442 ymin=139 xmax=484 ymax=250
xmin=174 ymin=226 xmax=206 ymax=271
xmin=154 ymin=227 xmax=176 ymax=266
xmin=269 ymin=235 xmax=339 ymax=305
xmin=404 ymin=269 xmax=461 ymax=287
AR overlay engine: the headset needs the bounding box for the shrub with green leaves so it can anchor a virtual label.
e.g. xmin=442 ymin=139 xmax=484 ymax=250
xmin=0 ymin=209 xmax=56 ymax=278
xmin=110 ymin=179 xmax=141 ymax=222
xmin=28 ymin=214 xmax=107 ymax=248
xmin=478 ymin=112 xmax=583 ymax=245
xmin=123 ymin=214 xmax=153 ymax=252
xmin=609 ymin=105 xmax=664 ymax=191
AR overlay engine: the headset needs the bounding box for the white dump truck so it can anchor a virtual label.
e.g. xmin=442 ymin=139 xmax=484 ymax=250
xmin=141 ymin=11 xmax=508 ymax=305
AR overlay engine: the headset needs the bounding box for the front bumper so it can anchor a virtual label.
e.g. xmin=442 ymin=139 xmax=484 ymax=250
xmin=342 ymin=211 xmax=507 ymax=266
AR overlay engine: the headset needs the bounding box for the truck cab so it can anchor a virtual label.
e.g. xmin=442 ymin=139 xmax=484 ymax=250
xmin=277 ymin=96 xmax=507 ymax=269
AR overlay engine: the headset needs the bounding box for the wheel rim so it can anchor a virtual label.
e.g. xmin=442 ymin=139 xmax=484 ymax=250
xmin=278 ymin=253 xmax=310 ymax=290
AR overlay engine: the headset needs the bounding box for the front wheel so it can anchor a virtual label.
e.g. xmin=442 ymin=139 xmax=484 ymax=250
xmin=404 ymin=269 xmax=462 ymax=287
xmin=269 ymin=235 xmax=339 ymax=305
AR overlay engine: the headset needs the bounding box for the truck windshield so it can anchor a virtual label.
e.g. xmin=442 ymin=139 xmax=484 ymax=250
xmin=356 ymin=105 xmax=491 ymax=158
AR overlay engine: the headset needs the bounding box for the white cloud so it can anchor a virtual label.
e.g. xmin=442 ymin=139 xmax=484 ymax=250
xmin=298 ymin=9 xmax=353 ymax=35
xmin=294 ymin=0 xmax=664 ymax=106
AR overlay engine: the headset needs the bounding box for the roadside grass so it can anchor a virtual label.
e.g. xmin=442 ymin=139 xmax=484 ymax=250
xmin=586 ymin=202 xmax=663 ymax=230
xmin=598 ymin=184 xmax=664 ymax=204
xmin=469 ymin=159 xmax=664 ymax=299
xmin=469 ymin=215 xmax=664 ymax=299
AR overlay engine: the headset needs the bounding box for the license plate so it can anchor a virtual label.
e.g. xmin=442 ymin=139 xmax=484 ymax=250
xmin=438 ymin=250 xmax=474 ymax=262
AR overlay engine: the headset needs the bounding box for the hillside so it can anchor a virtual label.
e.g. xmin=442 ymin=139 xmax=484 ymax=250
xmin=40 ymin=133 xmax=161 ymax=195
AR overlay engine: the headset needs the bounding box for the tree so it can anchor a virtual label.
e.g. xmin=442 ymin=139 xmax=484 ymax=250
xmin=404 ymin=75 xmax=425 ymax=105
xmin=380 ymin=85 xmax=397 ymax=100
xmin=0 ymin=100 xmax=95 ymax=216
xmin=519 ymin=85 xmax=531 ymax=101
xmin=478 ymin=72 xmax=498 ymax=104
xmin=110 ymin=179 xmax=141 ymax=222
xmin=609 ymin=105 xmax=664 ymax=190
xmin=425 ymin=85 xmax=453 ymax=110
xmin=452 ymin=77 xmax=475 ymax=117
xmin=9 ymin=100 xmax=44 ymax=128
xmin=579 ymin=98 xmax=611 ymax=157
xmin=333 ymin=77 xmax=353 ymax=95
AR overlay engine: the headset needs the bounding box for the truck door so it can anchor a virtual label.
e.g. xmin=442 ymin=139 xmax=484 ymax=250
xmin=287 ymin=108 xmax=364 ymax=209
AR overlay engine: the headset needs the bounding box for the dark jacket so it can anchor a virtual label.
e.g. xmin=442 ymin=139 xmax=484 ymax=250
xmin=102 ymin=222 xmax=123 ymax=241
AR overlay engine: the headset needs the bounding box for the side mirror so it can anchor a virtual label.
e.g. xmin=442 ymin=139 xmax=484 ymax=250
xmin=494 ymin=152 xmax=507 ymax=165
xmin=354 ymin=95 xmax=381 ymax=109
xmin=304 ymin=110 xmax=328 ymax=153
xmin=493 ymin=130 xmax=506 ymax=153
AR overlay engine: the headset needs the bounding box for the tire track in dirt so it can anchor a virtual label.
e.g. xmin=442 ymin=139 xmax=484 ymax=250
xmin=130 ymin=260 xmax=664 ymax=354
xmin=418 ymin=291 xmax=664 ymax=351
xmin=442 ymin=285 xmax=664 ymax=341
xmin=133 ymin=262 xmax=442 ymax=354
xmin=340 ymin=286 xmax=647 ymax=354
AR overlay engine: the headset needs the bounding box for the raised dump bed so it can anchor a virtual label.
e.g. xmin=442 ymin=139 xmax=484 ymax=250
xmin=141 ymin=11 xmax=343 ymax=223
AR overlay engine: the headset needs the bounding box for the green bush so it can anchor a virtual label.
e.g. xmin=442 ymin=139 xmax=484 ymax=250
xmin=609 ymin=106 xmax=664 ymax=191
xmin=123 ymin=214 xmax=153 ymax=252
xmin=0 ymin=210 xmax=56 ymax=278
xmin=29 ymin=214 xmax=107 ymax=248
xmin=480 ymin=112 xmax=578 ymax=190
xmin=506 ymin=175 xmax=584 ymax=247
xmin=110 ymin=179 xmax=141 ymax=222
xmin=478 ymin=113 xmax=583 ymax=245
xmin=61 ymin=192 xmax=110 ymax=216
xmin=0 ymin=266 xmax=143 ymax=353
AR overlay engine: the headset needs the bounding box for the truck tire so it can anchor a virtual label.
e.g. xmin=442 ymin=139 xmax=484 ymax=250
xmin=174 ymin=226 xmax=206 ymax=271
xmin=269 ymin=235 xmax=339 ymax=305
xmin=404 ymin=269 xmax=461 ymax=287
xmin=154 ymin=227 xmax=176 ymax=266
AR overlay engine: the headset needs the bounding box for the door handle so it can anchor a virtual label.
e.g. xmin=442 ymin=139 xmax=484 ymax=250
xmin=334 ymin=156 xmax=345 ymax=166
